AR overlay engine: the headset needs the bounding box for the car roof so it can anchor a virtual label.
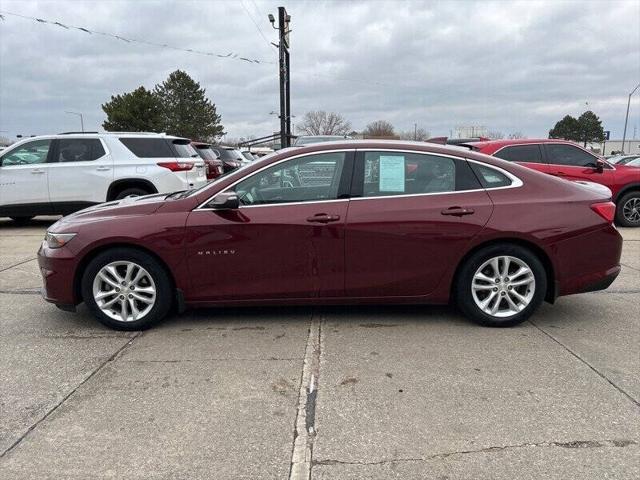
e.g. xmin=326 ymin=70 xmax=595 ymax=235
xmin=466 ymin=138 xmax=576 ymax=149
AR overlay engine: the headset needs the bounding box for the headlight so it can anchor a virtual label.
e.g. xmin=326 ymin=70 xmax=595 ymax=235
xmin=45 ymin=232 xmax=76 ymax=249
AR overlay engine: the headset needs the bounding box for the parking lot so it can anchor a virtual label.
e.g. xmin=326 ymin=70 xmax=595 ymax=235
xmin=0 ymin=217 xmax=638 ymax=479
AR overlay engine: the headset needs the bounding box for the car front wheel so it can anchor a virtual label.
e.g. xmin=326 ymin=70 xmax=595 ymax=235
xmin=455 ymin=244 xmax=547 ymax=327
xmin=616 ymin=192 xmax=640 ymax=227
xmin=81 ymin=248 xmax=173 ymax=330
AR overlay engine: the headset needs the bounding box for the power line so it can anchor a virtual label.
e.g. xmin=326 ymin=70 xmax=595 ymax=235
xmin=238 ymin=0 xmax=274 ymax=53
xmin=0 ymin=10 xmax=275 ymax=65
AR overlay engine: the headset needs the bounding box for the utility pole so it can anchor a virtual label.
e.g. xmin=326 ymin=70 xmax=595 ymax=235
xmin=270 ymin=7 xmax=291 ymax=149
xmin=414 ymin=123 xmax=417 ymax=141
xmin=622 ymin=83 xmax=640 ymax=154
xmin=65 ymin=111 xmax=84 ymax=132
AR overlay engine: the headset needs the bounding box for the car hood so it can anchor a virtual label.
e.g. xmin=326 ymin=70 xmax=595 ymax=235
xmin=52 ymin=194 xmax=168 ymax=229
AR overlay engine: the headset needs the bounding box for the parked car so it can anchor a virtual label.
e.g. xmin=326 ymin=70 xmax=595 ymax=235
xmin=0 ymin=132 xmax=207 ymax=222
xmin=211 ymin=146 xmax=246 ymax=172
xmin=191 ymin=142 xmax=225 ymax=180
xmin=294 ymin=135 xmax=351 ymax=146
xmin=241 ymin=151 xmax=257 ymax=162
xmin=39 ymin=140 xmax=621 ymax=330
xmin=624 ymin=157 xmax=640 ymax=167
xmin=466 ymin=139 xmax=640 ymax=227
xmin=608 ymin=155 xmax=640 ymax=165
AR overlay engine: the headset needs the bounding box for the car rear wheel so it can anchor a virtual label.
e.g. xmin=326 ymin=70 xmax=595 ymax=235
xmin=114 ymin=187 xmax=149 ymax=200
xmin=455 ymin=244 xmax=547 ymax=327
xmin=616 ymin=192 xmax=640 ymax=227
xmin=81 ymin=248 xmax=173 ymax=330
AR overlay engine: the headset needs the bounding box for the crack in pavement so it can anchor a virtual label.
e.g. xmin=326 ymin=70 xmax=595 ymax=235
xmin=0 ymin=331 xmax=142 ymax=459
xmin=312 ymin=439 xmax=639 ymax=467
xmin=0 ymin=257 xmax=37 ymax=273
xmin=530 ymin=321 xmax=640 ymax=408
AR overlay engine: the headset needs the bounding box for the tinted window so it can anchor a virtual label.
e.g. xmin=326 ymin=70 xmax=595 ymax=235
xmin=215 ymin=148 xmax=245 ymax=161
xmin=1 ymin=140 xmax=51 ymax=166
xmin=194 ymin=146 xmax=218 ymax=161
xmin=360 ymin=152 xmax=480 ymax=197
xmin=57 ymin=139 xmax=105 ymax=162
xmin=545 ymin=144 xmax=598 ymax=167
xmin=172 ymin=141 xmax=198 ymax=158
xmin=495 ymin=145 xmax=543 ymax=163
xmin=119 ymin=138 xmax=174 ymax=158
xmin=233 ymin=152 xmax=346 ymax=206
xmin=471 ymin=164 xmax=513 ymax=188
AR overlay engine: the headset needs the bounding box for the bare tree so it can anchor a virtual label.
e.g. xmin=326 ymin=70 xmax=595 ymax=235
xmin=299 ymin=111 xmax=352 ymax=135
xmin=363 ymin=120 xmax=396 ymax=138
xmin=507 ymin=131 xmax=526 ymax=139
xmin=399 ymin=127 xmax=430 ymax=141
xmin=487 ymin=130 xmax=504 ymax=140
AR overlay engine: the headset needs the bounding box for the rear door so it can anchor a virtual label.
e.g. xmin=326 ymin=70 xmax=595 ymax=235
xmin=345 ymin=149 xmax=493 ymax=297
xmin=543 ymin=143 xmax=616 ymax=184
xmin=185 ymin=150 xmax=353 ymax=301
xmin=47 ymin=137 xmax=113 ymax=208
xmin=0 ymin=139 xmax=53 ymax=215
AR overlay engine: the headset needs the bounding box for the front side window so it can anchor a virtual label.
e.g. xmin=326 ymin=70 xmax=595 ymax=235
xmin=495 ymin=144 xmax=544 ymax=163
xmin=0 ymin=140 xmax=51 ymax=166
xmin=233 ymin=152 xmax=346 ymax=206
xmin=545 ymin=144 xmax=598 ymax=167
xmin=57 ymin=139 xmax=106 ymax=162
xmin=360 ymin=151 xmax=480 ymax=197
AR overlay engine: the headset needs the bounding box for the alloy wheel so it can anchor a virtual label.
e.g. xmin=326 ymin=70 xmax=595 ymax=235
xmin=622 ymin=197 xmax=640 ymax=224
xmin=471 ymin=255 xmax=536 ymax=318
xmin=92 ymin=261 xmax=156 ymax=322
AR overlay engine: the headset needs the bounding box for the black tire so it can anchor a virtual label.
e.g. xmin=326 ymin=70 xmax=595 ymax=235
xmin=10 ymin=216 xmax=35 ymax=224
xmin=454 ymin=243 xmax=547 ymax=328
xmin=81 ymin=248 xmax=173 ymax=330
xmin=615 ymin=191 xmax=640 ymax=227
xmin=114 ymin=187 xmax=148 ymax=200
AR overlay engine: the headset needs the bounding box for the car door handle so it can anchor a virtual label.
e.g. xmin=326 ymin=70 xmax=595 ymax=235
xmin=306 ymin=213 xmax=341 ymax=223
xmin=30 ymin=169 xmax=45 ymax=174
xmin=96 ymin=166 xmax=111 ymax=171
xmin=555 ymin=171 xmax=568 ymax=176
xmin=441 ymin=207 xmax=475 ymax=216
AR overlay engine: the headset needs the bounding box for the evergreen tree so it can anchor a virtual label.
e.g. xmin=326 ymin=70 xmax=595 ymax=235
xmin=102 ymin=86 xmax=164 ymax=132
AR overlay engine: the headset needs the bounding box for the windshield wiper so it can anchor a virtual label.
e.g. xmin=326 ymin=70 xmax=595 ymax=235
xmin=165 ymin=190 xmax=186 ymax=199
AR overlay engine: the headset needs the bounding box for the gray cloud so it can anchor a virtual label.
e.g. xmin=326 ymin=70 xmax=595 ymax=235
xmin=0 ymin=0 xmax=639 ymax=141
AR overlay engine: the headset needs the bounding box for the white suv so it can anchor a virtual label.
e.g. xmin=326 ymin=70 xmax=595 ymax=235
xmin=0 ymin=132 xmax=207 ymax=221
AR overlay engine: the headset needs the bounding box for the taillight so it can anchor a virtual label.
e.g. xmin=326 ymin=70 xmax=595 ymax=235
xmin=157 ymin=161 xmax=194 ymax=172
xmin=590 ymin=202 xmax=616 ymax=223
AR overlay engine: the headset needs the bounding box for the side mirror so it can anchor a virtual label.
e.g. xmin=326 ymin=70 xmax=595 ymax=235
xmin=595 ymin=159 xmax=605 ymax=173
xmin=208 ymin=192 xmax=239 ymax=210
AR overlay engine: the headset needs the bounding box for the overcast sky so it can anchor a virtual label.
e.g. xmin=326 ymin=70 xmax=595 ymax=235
xmin=1 ymin=0 xmax=639 ymax=141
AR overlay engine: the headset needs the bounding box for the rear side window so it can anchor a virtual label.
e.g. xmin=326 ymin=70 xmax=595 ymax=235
xmin=57 ymin=139 xmax=105 ymax=162
xmin=471 ymin=164 xmax=513 ymax=188
xmin=359 ymin=152 xmax=481 ymax=197
xmin=119 ymin=138 xmax=174 ymax=158
xmin=494 ymin=145 xmax=544 ymax=163
xmin=545 ymin=144 xmax=598 ymax=167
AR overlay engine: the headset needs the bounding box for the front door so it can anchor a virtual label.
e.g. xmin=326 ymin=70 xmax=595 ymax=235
xmin=345 ymin=150 xmax=493 ymax=297
xmin=543 ymin=143 xmax=615 ymax=185
xmin=0 ymin=139 xmax=53 ymax=216
xmin=185 ymin=151 xmax=353 ymax=301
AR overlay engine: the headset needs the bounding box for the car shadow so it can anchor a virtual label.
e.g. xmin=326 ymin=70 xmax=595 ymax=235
xmin=0 ymin=216 xmax=61 ymax=229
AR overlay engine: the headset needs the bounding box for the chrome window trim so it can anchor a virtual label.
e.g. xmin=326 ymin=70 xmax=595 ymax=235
xmin=195 ymin=149 xmax=352 ymax=210
xmin=194 ymin=148 xmax=524 ymax=210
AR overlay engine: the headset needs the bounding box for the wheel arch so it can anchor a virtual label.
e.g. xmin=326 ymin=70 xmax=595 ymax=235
xmin=106 ymin=179 xmax=158 ymax=201
xmin=613 ymin=183 xmax=640 ymax=203
xmin=451 ymin=237 xmax=556 ymax=304
xmin=73 ymin=242 xmax=176 ymax=304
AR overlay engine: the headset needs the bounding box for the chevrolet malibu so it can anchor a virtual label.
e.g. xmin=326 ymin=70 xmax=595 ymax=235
xmin=38 ymin=140 xmax=623 ymax=330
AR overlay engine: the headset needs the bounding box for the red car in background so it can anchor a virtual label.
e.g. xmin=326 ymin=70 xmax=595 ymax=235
xmin=467 ymin=139 xmax=640 ymax=227
xmin=191 ymin=142 xmax=225 ymax=180
xmin=38 ymin=140 xmax=622 ymax=331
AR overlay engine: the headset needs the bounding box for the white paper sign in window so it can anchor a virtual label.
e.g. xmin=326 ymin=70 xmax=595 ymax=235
xmin=379 ymin=155 xmax=405 ymax=192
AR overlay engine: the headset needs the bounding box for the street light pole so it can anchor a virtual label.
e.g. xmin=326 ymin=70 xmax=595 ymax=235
xmin=622 ymin=83 xmax=640 ymax=154
xmin=65 ymin=111 xmax=84 ymax=132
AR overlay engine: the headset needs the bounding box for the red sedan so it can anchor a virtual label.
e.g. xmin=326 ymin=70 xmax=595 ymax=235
xmin=38 ymin=140 xmax=622 ymax=330
xmin=467 ymin=139 xmax=640 ymax=227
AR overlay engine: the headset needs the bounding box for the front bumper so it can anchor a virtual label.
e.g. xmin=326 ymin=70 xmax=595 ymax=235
xmin=37 ymin=242 xmax=79 ymax=307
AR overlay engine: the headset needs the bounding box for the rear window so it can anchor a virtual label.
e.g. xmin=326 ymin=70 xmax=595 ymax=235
xmin=471 ymin=164 xmax=513 ymax=188
xmin=172 ymin=141 xmax=198 ymax=158
xmin=119 ymin=138 xmax=174 ymax=158
xmin=194 ymin=146 xmax=218 ymax=161
xmin=214 ymin=148 xmax=244 ymax=161
xmin=494 ymin=144 xmax=544 ymax=163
